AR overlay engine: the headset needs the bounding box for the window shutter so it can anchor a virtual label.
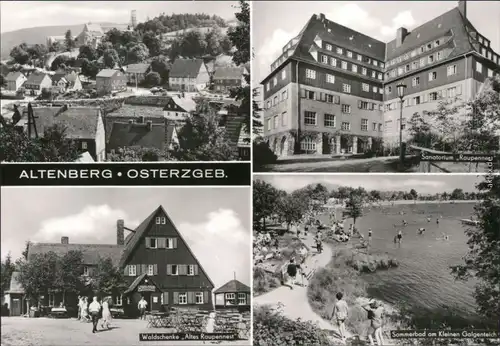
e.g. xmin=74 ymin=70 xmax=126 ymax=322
xmin=124 ymin=265 xmax=128 ymax=276
xmin=187 ymin=292 xmax=195 ymax=304
xmin=313 ymin=92 xmax=317 ymax=100
xmin=322 ymin=93 xmax=327 ymax=101
xmin=181 ymin=265 xmax=188 ymax=275
xmin=167 ymin=265 xmax=172 ymax=275
xmin=204 ymin=291 xmax=209 ymax=304
xmin=145 ymin=237 xmax=150 ymax=248
xmin=162 ymin=292 xmax=168 ymax=304
xmin=370 ymin=103 xmax=375 ymax=110
xmin=423 ymin=94 xmax=428 ymax=103
xmin=300 ymin=89 xmax=306 ymax=98
xmin=319 ymin=92 xmax=323 ymax=101
xmin=173 ymin=292 xmax=179 ymax=304
xmin=441 ymin=89 xmax=447 ymax=98
xmin=153 ymin=264 xmax=158 ymax=275
xmin=173 ymin=238 xmax=178 ymax=248
xmin=457 ymin=85 xmax=462 ymax=95
xmin=194 ymin=265 xmax=199 ymax=275
xmin=335 ymin=96 xmax=340 ymax=104
xmin=358 ymin=100 xmax=362 ymax=109
xmin=158 ymin=238 xmax=165 ymax=248
xmin=141 ymin=264 xmax=147 ymax=274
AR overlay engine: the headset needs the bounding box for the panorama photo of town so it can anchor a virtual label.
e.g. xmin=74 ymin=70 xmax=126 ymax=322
xmin=0 ymin=1 xmax=250 ymax=162
xmin=252 ymin=1 xmax=500 ymax=173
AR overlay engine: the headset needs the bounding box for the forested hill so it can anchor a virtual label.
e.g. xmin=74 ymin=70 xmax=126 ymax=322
xmin=135 ymin=13 xmax=228 ymax=33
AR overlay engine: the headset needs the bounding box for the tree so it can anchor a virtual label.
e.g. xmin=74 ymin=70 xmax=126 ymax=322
xmin=91 ymin=258 xmax=128 ymax=298
xmin=79 ymin=58 xmax=100 ymax=79
xmin=27 ymin=44 xmax=48 ymax=66
xmin=107 ymin=146 xmax=164 ymax=162
xmin=127 ymin=43 xmax=149 ymax=64
xmin=142 ymin=31 xmax=162 ymax=57
xmin=51 ymin=55 xmax=76 ymax=71
xmin=228 ymin=0 xmax=250 ymax=66
xmin=410 ymin=189 xmax=418 ymax=201
xmin=10 ymin=43 xmax=30 ymax=65
xmin=17 ymin=252 xmax=59 ymax=307
xmin=1 ymin=253 xmax=16 ymax=296
xmin=278 ymin=194 xmax=306 ymax=230
xmin=369 ymin=190 xmax=381 ymax=201
xmin=450 ymin=188 xmax=465 ymax=200
xmin=170 ymin=104 xmax=237 ymax=161
xmin=252 ymin=87 xmax=263 ymax=135
xmin=0 ymin=124 xmax=80 ymax=162
xmin=145 ymin=71 xmax=161 ymax=86
xmin=311 ymin=184 xmax=329 ymax=204
xmin=253 ymin=138 xmax=277 ymax=172
xmin=451 ymin=175 xmax=500 ymax=323
xmin=150 ymin=55 xmax=170 ymax=84
xmin=344 ymin=193 xmax=364 ymax=225
xmin=49 ymin=41 xmax=64 ymax=53
xmin=103 ymin=48 xmax=120 ymax=68
xmin=253 ymin=179 xmax=280 ymax=231
xmin=65 ymin=30 xmax=75 ymax=51
xmin=55 ymin=251 xmax=85 ymax=304
xmin=205 ymin=26 xmax=225 ymax=56
xmin=78 ymin=45 xmax=98 ymax=61
xmin=0 ymin=75 xmax=5 ymax=87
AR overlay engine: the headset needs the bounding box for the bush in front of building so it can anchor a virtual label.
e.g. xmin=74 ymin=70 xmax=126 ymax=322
xmin=253 ymin=140 xmax=277 ymax=172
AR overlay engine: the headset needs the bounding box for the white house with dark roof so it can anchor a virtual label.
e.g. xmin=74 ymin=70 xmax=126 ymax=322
xmin=96 ymin=69 xmax=127 ymax=96
xmin=23 ymin=105 xmax=106 ymax=161
xmin=23 ymin=72 xmax=52 ymax=96
xmin=4 ymin=72 xmax=27 ymax=91
xmin=163 ymin=95 xmax=196 ymax=121
xmin=52 ymin=71 xmax=83 ymax=93
xmin=169 ymin=58 xmax=209 ymax=92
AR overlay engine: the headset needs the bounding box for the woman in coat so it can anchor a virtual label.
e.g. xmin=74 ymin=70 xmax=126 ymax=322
xmin=101 ymin=297 xmax=112 ymax=329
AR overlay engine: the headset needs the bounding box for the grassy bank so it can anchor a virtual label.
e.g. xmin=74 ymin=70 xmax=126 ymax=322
xmin=344 ymin=250 xmax=399 ymax=273
xmin=253 ymin=267 xmax=281 ymax=297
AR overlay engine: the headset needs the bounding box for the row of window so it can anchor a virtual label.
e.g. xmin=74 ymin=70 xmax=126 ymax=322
xmin=125 ymin=263 xmax=199 ymax=276
xmin=386 ymin=36 xmax=446 ymax=68
xmin=385 ymin=85 xmax=463 ymax=111
xmin=302 ymin=110 xmax=382 ymax=132
xmin=266 ymin=69 xmax=288 ymax=91
xmin=322 ymin=42 xmax=384 ymax=69
xmin=266 ymin=111 xmax=287 ymax=131
xmin=145 ymin=236 xmax=177 ymax=249
xmin=170 ymin=77 xmax=196 ymax=83
xmin=386 ymin=50 xmax=447 ymax=79
xmin=265 ymin=89 xmax=288 ymax=109
xmin=318 ymin=55 xmax=384 ymax=81
xmin=300 ymin=88 xmax=341 ymax=104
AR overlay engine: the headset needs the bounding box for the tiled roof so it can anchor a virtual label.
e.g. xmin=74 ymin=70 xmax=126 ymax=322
xmin=171 ymin=96 xmax=196 ymax=113
xmin=25 ymin=72 xmax=50 ymax=85
xmin=169 ymin=58 xmax=204 ymax=78
xmin=96 ymin=69 xmax=120 ymax=78
xmin=125 ymin=63 xmax=151 ymax=74
xmin=84 ymin=23 xmax=104 ymax=35
xmin=51 ymin=73 xmax=67 ymax=84
xmin=166 ymin=124 xmax=177 ymax=147
xmin=25 ymin=107 xmax=101 ymax=139
xmin=107 ymin=105 xmax=165 ymax=118
xmin=107 ymin=121 xmax=166 ymax=151
xmin=6 ymin=272 xmax=24 ymax=294
xmin=213 ymin=67 xmax=244 ymax=80
xmin=386 ymin=8 xmax=472 ymax=60
xmin=76 ymin=151 xmax=95 ymax=162
xmin=123 ymin=273 xmax=147 ymax=294
xmin=224 ymin=114 xmax=247 ymax=148
xmin=5 ymin=71 xmax=24 ymax=81
xmin=125 ymin=96 xmax=173 ymax=107
xmin=214 ymin=279 xmax=250 ymax=294
xmin=28 ymin=242 xmax=124 ymax=267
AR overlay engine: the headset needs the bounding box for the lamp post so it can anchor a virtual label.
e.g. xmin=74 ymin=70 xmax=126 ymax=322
xmin=396 ymin=83 xmax=407 ymax=167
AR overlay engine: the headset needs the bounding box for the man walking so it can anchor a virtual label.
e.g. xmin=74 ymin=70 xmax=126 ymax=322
xmin=138 ymin=296 xmax=148 ymax=320
xmin=330 ymin=292 xmax=349 ymax=342
xmin=286 ymin=257 xmax=301 ymax=290
xmin=88 ymin=296 xmax=101 ymax=333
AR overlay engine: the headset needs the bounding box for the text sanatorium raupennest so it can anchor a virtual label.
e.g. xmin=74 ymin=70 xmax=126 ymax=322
xmin=19 ymin=168 xmax=228 ymax=180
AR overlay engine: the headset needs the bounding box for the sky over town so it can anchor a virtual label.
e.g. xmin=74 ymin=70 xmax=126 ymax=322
xmin=256 ymin=174 xmax=485 ymax=194
xmin=1 ymin=1 xmax=239 ymax=33
xmin=252 ymin=1 xmax=500 ymax=85
xmin=0 ymin=187 xmax=251 ymax=289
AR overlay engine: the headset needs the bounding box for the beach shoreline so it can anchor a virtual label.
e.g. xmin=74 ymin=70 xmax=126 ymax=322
xmin=325 ymin=199 xmax=480 ymax=209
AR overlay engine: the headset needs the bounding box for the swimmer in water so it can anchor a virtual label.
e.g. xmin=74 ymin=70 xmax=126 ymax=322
xmin=427 ymin=217 xmax=431 ymax=222
xmin=436 ymin=218 xmax=440 ymax=224
xmin=402 ymin=220 xmax=408 ymax=226
xmin=418 ymin=227 xmax=425 ymax=234
xmin=396 ymin=230 xmax=403 ymax=245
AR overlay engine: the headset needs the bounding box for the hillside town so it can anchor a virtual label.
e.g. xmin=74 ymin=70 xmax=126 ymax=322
xmin=0 ymin=2 xmax=251 ymax=162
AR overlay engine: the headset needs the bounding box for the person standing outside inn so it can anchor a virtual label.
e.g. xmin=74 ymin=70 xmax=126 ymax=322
xmin=88 ymin=297 xmax=101 ymax=333
xmin=138 ymin=296 xmax=148 ymax=320
xmin=330 ymin=292 xmax=348 ymax=342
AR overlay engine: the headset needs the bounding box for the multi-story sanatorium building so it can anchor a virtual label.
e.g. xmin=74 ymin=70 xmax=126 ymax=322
xmin=261 ymin=1 xmax=500 ymax=156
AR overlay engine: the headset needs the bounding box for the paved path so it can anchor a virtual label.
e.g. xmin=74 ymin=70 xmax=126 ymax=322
xmin=264 ymin=156 xmax=401 ymax=172
xmin=254 ymin=231 xmax=353 ymax=342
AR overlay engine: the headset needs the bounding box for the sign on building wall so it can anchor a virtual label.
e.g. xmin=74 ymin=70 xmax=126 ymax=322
xmin=138 ymin=285 xmax=156 ymax=292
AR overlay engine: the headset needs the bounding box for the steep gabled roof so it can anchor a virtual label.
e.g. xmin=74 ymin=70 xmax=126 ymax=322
xmin=97 ymin=69 xmax=120 ymax=78
xmin=169 ymin=58 xmax=204 ymax=78
xmin=5 ymin=71 xmax=24 ymax=81
xmin=385 ymin=8 xmax=473 ymax=61
xmin=213 ymin=67 xmax=244 ymax=80
xmin=125 ymin=63 xmax=151 ymax=74
xmin=166 ymin=124 xmax=178 ymax=147
xmin=171 ymin=96 xmax=196 ymax=113
xmin=123 ymin=273 xmax=162 ymax=294
xmin=119 ymin=206 xmax=215 ymax=288
xmin=25 ymin=107 xmax=101 ymax=139
xmin=28 ymin=242 xmax=124 ymax=266
xmin=107 ymin=122 xmax=166 ymax=151
xmin=83 ymin=23 xmax=104 ymax=36
xmin=25 ymin=72 xmax=50 ymax=85
xmin=214 ymin=279 xmax=250 ymax=294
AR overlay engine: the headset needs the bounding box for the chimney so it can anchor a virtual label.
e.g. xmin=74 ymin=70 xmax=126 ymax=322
xmin=458 ymin=0 xmax=467 ymax=19
xmin=117 ymin=219 xmax=124 ymax=245
xmin=146 ymin=120 xmax=152 ymax=131
xmin=61 ymin=236 xmax=69 ymax=244
xmin=396 ymin=27 xmax=408 ymax=48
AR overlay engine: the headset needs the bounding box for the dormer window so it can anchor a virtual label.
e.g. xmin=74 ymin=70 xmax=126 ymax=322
xmin=435 ymin=40 xmax=440 ymax=47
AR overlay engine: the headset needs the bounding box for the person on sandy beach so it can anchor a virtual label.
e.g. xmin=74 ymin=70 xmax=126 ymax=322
xmin=330 ymin=292 xmax=349 ymax=342
xmin=362 ymin=300 xmax=385 ymax=346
